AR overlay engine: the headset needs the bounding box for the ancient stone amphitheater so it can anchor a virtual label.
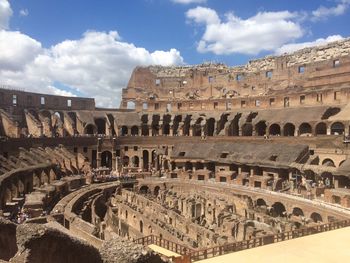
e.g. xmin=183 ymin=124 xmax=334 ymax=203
xmin=1 ymin=39 xmax=350 ymax=262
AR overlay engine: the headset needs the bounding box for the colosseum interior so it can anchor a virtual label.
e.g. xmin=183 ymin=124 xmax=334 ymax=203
xmin=1 ymin=39 xmax=350 ymax=262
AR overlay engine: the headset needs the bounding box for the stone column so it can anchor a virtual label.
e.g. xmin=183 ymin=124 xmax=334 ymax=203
xmin=112 ymin=138 xmax=116 ymax=171
xmin=97 ymin=138 xmax=102 ymax=168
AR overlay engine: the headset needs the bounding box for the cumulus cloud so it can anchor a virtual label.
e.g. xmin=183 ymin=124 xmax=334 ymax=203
xmin=0 ymin=0 xmax=12 ymax=29
xmin=19 ymin=9 xmax=29 ymax=17
xmin=171 ymin=0 xmax=206 ymax=4
xmin=312 ymin=0 xmax=350 ymax=21
xmin=275 ymin=35 xmax=344 ymax=55
xmin=186 ymin=7 xmax=304 ymax=55
xmin=0 ymin=30 xmax=184 ymax=107
xmin=0 ymin=30 xmax=42 ymax=71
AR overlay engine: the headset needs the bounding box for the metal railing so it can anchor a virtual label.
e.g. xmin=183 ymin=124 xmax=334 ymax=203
xmin=133 ymin=235 xmax=193 ymax=256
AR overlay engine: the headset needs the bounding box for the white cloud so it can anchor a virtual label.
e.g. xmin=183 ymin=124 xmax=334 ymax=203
xmin=312 ymin=0 xmax=350 ymax=21
xmin=0 ymin=30 xmax=184 ymax=107
xmin=0 ymin=30 xmax=42 ymax=71
xmin=0 ymin=0 xmax=12 ymax=29
xmin=172 ymin=0 xmax=206 ymax=4
xmin=19 ymin=9 xmax=29 ymax=17
xmin=186 ymin=7 xmax=304 ymax=55
xmin=275 ymin=35 xmax=344 ymax=55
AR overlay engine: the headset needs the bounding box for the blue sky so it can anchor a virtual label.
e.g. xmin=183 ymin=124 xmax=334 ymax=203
xmin=1 ymin=0 xmax=350 ymax=106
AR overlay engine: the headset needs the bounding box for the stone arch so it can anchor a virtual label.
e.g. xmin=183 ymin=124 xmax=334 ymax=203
xmin=3 ymin=188 xmax=12 ymax=204
xmin=299 ymin=122 xmax=312 ymax=136
xmin=162 ymin=114 xmax=171 ymax=135
xmin=172 ymin=115 xmax=182 ymax=135
xmin=269 ymin=123 xmax=281 ymax=136
xmin=95 ymin=118 xmax=106 ymax=135
xmin=315 ymin=122 xmax=327 ymax=135
xmin=241 ymin=123 xmax=253 ymax=136
xmin=127 ymin=101 xmax=136 ymax=109
xmin=310 ymin=212 xmax=323 ymax=223
xmin=185 ymin=161 xmax=193 ymax=171
xmin=130 ymin=126 xmax=139 ymax=136
xmin=54 ymin=111 xmax=64 ymax=121
xmin=256 ymin=198 xmax=267 ymax=207
xmin=131 ymin=156 xmax=139 ymax=167
xmin=227 ymin=114 xmax=241 ymax=136
xmin=17 ymin=180 xmax=25 ymax=195
xmin=292 ymin=207 xmax=304 ymax=217
xmin=154 ymin=186 xmax=160 ymax=196
xmin=152 ymin=115 xmax=160 ymax=136
xmin=141 ymin=114 xmax=149 ymax=136
xmin=331 ymin=122 xmax=345 ymax=135
xmin=271 ymin=202 xmax=286 ymax=217
xmin=11 ymin=184 xmax=18 ymax=199
xmin=84 ymin=124 xmax=96 ymax=135
xmin=122 ymin=156 xmax=130 ymax=166
xmin=41 ymin=171 xmax=49 ymax=184
xmin=193 ymin=117 xmax=204 ymax=136
xmin=322 ymin=158 xmax=335 ymax=167
xmin=101 ymin=151 xmax=112 ymax=168
xmin=205 ymin=118 xmax=215 ymax=136
xmin=283 ymin=123 xmax=295 ymax=136
xmin=139 ymin=185 xmax=149 ymax=194
xmin=107 ymin=114 xmax=116 ymax=135
xmin=321 ymin=172 xmax=333 ymax=187
xmin=255 ymin=121 xmax=267 ymax=136
xmin=142 ymin=150 xmax=149 ymax=170
xmin=121 ymin=126 xmax=128 ymax=136
xmin=49 ymin=169 xmax=57 ymax=181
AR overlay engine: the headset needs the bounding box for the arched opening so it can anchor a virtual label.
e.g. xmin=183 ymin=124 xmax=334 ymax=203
xmin=299 ymin=123 xmax=312 ymax=136
xmin=271 ymin=202 xmax=286 ymax=217
xmin=33 ymin=174 xmax=40 ymax=188
xmin=163 ymin=124 xmax=170 ymax=135
xmin=143 ymin=150 xmax=149 ymax=170
xmin=242 ymin=123 xmax=253 ymax=136
xmin=193 ymin=118 xmax=203 ymax=136
xmin=141 ymin=114 xmax=149 ymax=136
xmin=255 ymin=121 xmax=267 ymax=136
xmin=331 ymin=122 xmax=344 ymax=135
xmin=321 ymin=172 xmax=333 ymax=187
xmin=310 ymin=212 xmax=323 ymax=223
xmin=107 ymin=114 xmax=116 ymax=135
xmin=206 ymin=118 xmax=215 ymax=136
xmin=127 ymin=101 xmax=135 ymax=109
xmin=121 ymin=126 xmax=128 ymax=136
xmin=315 ymin=122 xmax=327 ymax=135
xmin=185 ymin=161 xmax=193 ymax=171
xmin=101 ymin=151 xmax=112 ymax=168
xmin=283 ymin=123 xmax=295 ymax=136
xmin=122 ymin=156 xmax=130 ymax=166
xmin=132 ymin=156 xmax=139 ymax=167
xmin=269 ymin=123 xmax=281 ymax=136
xmin=84 ymin=124 xmax=96 ymax=135
xmin=173 ymin=115 xmax=182 ymax=135
xmin=95 ymin=118 xmax=106 ymax=134
xmin=139 ymin=220 xmax=143 ymax=233
xmin=322 ymin=158 xmax=335 ymax=167
xmin=256 ymin=198 xmax=267 ymax=207
xmin=152 ymin=115 xmax=160 ymax=136
xmin=154 ymin=186 xmax=160 ymax=196
xmin=228 ymin=114 xmax=241 ymax=136
xmin=183 ymin=115 xmax=191 ymax=136
xmin=131 ymin=126 xmax=139 ymax=136
xmin=163 ymin=114 xmax=171 ymax=136
xmin=292 ymin=207 xmax=304 ymax=217
xmin=139 ymin=185 xmax=149 ymax=194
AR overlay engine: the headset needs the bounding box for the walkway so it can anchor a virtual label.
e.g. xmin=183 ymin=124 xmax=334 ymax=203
xmin=197 ymin=226 xmax=350 ymax=263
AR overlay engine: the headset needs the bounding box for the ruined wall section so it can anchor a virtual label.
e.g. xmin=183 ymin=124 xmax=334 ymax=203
xmin=122 ymin=38 xmax=350 ymax=109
